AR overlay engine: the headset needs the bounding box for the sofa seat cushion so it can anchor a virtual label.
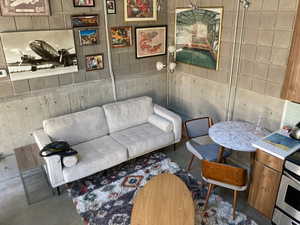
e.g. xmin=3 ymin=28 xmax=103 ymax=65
xmin=63 ymin=136 xmax=127 ymax=183
xmin=43 ymin=107 xmax=109 ymax=146
xmin=111 ymin=123 xmax=174 ymax=159
xmin=103 ymin=96 xmax=154 ymax=133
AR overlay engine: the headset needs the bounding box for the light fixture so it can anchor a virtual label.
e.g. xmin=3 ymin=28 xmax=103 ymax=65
xmin=156 ymin=62 xmax=166 ymax=71
xmin=156 ymin=45 xmax=177 ymax=73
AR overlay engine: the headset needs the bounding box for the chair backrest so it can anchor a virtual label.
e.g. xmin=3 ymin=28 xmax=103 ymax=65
xmin=185 ymin=117 xmax=211 ymax=139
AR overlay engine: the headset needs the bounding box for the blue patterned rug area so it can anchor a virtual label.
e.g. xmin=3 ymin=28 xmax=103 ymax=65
xmin=68 ymin=152 xmax=257 ymax=225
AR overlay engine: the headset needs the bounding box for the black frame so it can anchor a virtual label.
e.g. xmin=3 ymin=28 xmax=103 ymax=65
xmin=85 ymin=53 xmax=104 ymax=71
xmin=135 ymin=25 xmax=168 ymax=59
xmin=79 ymin=29 xmax=99 ymax=46
xmin=106 ymin=0 xmax=116 ymax=14
xmin=73 ymin=0 xmax=95 ymax=7
xmin=71 ymin=14 xmax=99 ymax=28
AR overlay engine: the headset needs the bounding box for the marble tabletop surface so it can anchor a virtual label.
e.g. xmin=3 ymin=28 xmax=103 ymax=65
xmin=209 ymin=121 xmax=270 ymax=152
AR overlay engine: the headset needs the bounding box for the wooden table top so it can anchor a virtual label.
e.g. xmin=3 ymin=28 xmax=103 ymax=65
xmin=14 ymin=144 xmax=43 ymax=172
xmin=131 ymin=173 xmax=195 ymax=225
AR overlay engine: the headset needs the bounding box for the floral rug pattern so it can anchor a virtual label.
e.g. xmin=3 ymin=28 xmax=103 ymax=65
xmin=68 ymin=152 xmax=257 ymax=225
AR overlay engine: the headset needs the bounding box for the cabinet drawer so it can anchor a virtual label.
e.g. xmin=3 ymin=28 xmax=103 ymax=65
xmin=256 ymin=149 xmax=283 ymax=172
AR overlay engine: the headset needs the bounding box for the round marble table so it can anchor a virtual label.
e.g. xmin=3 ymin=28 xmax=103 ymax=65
xmin=209 ymin=121 xmax=270 ymax=161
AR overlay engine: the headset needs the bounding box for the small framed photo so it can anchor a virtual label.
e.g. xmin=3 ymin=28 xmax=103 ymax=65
xmin=79 ymin=29 xmax=98 ymax=46
xmin=135 ymin=25 xmax=167 ymax=59
xmin=111 ymin=26 xmax=132 ymax=48
xmin=71 ymin=15 xmax=98 ymax=28
xmin=73 ymin=0 xmax=95 ymax=7
xmin=0 ymin=69 xmax=7 ymax=78
xmin=0 ymin=0 xmax=50 ymax=16
xmin=85 ymin=54 xmax=104 ymax=71
xmin=106 ymin=0 xmax=116 ymax=14
xmin=124 ymin=0 xmax=157 ymax=22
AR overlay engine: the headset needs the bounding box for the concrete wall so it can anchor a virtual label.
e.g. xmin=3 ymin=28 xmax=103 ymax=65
xmin=167 ymin=0 xmax=298 ymax=166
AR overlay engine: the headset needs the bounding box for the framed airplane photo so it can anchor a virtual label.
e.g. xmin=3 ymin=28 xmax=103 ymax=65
xmin=0 ymin=0 xmax=50 ymax=16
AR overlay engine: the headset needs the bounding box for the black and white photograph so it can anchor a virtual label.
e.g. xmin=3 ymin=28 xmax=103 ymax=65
xmin=106 ymin=0 xmax=116 ymax=14
xmin=0 ymin=0 xmax=50 ymax=16
xmin=0 ymin=30 xmax=78 ymax=81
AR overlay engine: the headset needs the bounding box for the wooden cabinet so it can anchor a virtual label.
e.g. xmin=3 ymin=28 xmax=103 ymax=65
xmin=248 ymin=149 xmax=283 ymax=219
xmin=281 ymin=2 xmax=300 ymax=102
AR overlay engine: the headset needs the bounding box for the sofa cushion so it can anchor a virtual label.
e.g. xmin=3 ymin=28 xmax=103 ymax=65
xmin=63 ymin=136 xmax=127 ymax=183
xmin=103 ymin=96 xmax=154 ymax=133
xmin=111 ymin=123 xmax=174 ymax=159
xmin=148 ymin=114 xmax=173 ymax=132
xmin=43 ymin=107 xmax=109 ymax=146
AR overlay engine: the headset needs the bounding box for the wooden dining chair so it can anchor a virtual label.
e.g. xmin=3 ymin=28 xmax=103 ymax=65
xmin=201 ymin=160 xmax=248 ymax=220
xmin=184 ymin=117 xmax=231 ymax=171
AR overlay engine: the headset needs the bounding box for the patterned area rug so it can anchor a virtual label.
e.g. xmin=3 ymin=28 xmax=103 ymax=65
xmin=68 ymin=153 xmax=257 ymax=225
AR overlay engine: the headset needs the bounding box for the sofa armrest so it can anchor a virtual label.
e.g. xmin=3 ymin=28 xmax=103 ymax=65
xmin=153 ymin=104 xmax=182 ymax=143
xmin=33 ymin=130 xmax=64 ymax=188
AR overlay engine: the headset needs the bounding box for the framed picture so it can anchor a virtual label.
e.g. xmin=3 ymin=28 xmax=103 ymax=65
xmin=0 ymin=0 xmax=50 ymax=16
xmin=135 ymin=25 xmax=167 ymax=59
xmin=71 ymin=15 xmax=98 ymax=28
xmin=73 ymin=0 xmax=95 ymax=7
xmin=85 ymin=54 xmax=104 ymax=71
xmin=0 ymin=69 xmax=7 ymax=78
xmin=106 ymin=0 xmax=116 ymax=14
xmin=175 ymin=7 xmax=223 ymax=70
xmin=0 ymin=30 xmax=78 ymax=81
xmin=79 ymin=29 xmax=98 ymax=46
xmin=124 ymin=0 xmax=157 ymax=22
xmin=111 ymin=26 xmax=132 ymax=48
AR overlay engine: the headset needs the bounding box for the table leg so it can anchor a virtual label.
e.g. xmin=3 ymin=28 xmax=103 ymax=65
xmin=217 ymin=146 xmax=225 ymax=162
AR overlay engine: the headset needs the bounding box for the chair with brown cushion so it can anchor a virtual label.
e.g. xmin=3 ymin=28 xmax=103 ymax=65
xmin=202 ymin=160 xmax=248 ymax=219
xmin=184 ymin=117 xmax=231 ymax=171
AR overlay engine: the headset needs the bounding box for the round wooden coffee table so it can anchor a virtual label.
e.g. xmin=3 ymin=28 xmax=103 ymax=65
xmin=131 ymin=173 xmax=194 ymax=225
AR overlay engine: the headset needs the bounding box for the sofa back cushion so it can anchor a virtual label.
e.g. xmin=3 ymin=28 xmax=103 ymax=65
xmin=43 ymin=107 xmax=109 ymax=146
xmin=103 ymin=96 xmax=154 ymax=133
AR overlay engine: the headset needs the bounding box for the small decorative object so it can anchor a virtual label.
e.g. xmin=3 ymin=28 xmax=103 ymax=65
xmin=124 ymin=0 xmax=157 ymax=22
xmin=121 ymin=176 xmax=144 ymax=188
xmin=79 ymin=29 xmax=98 ymax=46
xmin=0 ymin=69 xmax=7 ymax=78
xmin=71 ymin=15 xmax=98 ymax=28
xmin=135 ymin=25 xmax=167 ymax=59
xmin=175 ymin=7 xmax=223 ymax=70
xmin=111 ymin=26 xmax=132 ymax=48
xmin=85 ymin=54 xmax=104 ymax=71
xmin=73 ymin=0 xmax=95 ymax=7
xmin=106 ymin=0 xmax=116 ymax=14
xmin=0 ymin=0 xmax=50 ymax=16
xmin=0 ymin=30 xmax=78 ymax=81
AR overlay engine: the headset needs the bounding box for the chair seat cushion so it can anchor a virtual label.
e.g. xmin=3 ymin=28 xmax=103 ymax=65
xmin=186 ymin=140 xmax=231 ymax=161
xmin=63 ymin=136 xmax=127 ymax=183
xmin=111 ymin=123 xmax=174 ymax=158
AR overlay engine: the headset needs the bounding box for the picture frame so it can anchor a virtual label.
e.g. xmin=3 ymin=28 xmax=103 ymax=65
xmin=85 ymin=54 xmax=104 ymax=71
xmin=175 ymin=7 xmax=223 ymax=70
xmin=79 ymin=29 xmax=98 ymax=46
xmin=124 ymin=0 xmax=157 ymax=22
xmin=71 ymin=15 xmax=99 ymax=28
xmin=135 ymin=25 xmax=167 ymax=59
xmin=111 ymin=26 xmax=132 ymax=48
xmin=106 ymin=0 xmax=116 ymax=14
xmin=0 ymin=0 xmax=50 ymax=16
xmin=73 ymin=0 xmax=95 ymax=7
xmin=0 ymin=30 xmax=78 ymax=81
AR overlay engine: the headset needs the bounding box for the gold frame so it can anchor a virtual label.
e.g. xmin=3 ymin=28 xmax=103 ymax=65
xmin=175 ymin=7 xmax=224 ymax=71
xmin=124 ymin=0 xmax=157 ymax=22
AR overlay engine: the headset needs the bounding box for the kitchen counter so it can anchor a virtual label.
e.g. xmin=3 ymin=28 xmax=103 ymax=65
xmin=252 ymin=129 xmax=300 ymax=160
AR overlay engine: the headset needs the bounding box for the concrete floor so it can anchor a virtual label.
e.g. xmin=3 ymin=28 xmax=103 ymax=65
xmin=0 ymin=143 xmax=271 ymax=225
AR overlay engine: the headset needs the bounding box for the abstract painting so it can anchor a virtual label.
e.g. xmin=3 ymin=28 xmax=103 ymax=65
xmin=124 ymin=0 xmax=157 ymax=22
xmin=175 ymin=7 xmax=223 ymax=70
xmin=79 ymin=29 xmax=98 ymax=46
xmin=111 ymin=26 xmax=132 ymax=48
xmin=0 ymin=0 xmax=50 ymax=16
xmin=85 ymin=54 xmax=104 ymax=71
xmin=0 ymin=30 xmax=78 ymax=81
xmin=135 ymin=25 xmax=167 ymax=59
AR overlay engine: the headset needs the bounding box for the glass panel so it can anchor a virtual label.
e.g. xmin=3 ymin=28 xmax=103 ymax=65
xmin=285 ymin=185 xmax=300 ymax=211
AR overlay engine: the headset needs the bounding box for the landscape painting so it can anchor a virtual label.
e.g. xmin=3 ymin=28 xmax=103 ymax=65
xmin=135 ymin=26 xmax=167 ymax=59
xmin=79 ymin=29 xmax=98 ymax=46
xmin=125 ymin=0 xmax=157 ymax=21
xmin=0 ymin=0 xmax=50 ymax=16
xmin=111 ymin=26 xmax=132 ymax=48
xmin=0 ymin=30 xmax=78 ymax=81
xmin=175 ymin=7 xmax=223 ymax=70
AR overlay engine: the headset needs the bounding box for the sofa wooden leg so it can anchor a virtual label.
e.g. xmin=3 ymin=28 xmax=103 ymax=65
xmin=173 ymin=144 xmax=176 ymax=152
xmin=56 ymin=187 xmax=61 ymax=196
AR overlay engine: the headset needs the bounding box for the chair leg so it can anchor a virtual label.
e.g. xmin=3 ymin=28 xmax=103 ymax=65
xmin=187 ymin=155 xmax=195 ymax=171
xmin=232 ymin=190 xmax=238 ymax=220
xmin=204 ymin=184 xmax=215 ymax=211
xmin=173 ymin=144 xmax=176 ymax=152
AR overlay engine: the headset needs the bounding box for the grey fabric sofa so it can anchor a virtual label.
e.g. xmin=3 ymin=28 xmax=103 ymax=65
xmin=33 ymin=96 xmax=182 ymax=188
